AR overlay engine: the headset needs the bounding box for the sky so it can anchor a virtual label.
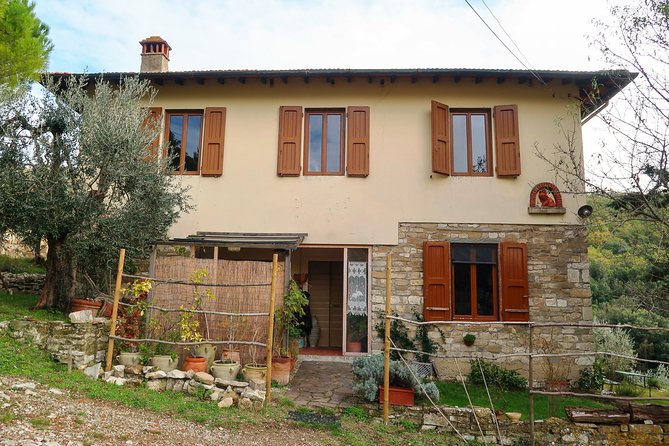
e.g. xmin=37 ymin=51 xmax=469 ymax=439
xmin=33 ymin=0 xmax=628 ymax=167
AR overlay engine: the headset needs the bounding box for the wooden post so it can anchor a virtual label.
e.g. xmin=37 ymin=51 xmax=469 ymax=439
xmin=265 ymin=253 xmax=279 ymax=406
xmin=105 ymin=248 xmax=126 ymax=372
xmin=383 ymin=254 xmax=391 ymax=423
xmin=528 ymin=323 xmax=535 ymax=446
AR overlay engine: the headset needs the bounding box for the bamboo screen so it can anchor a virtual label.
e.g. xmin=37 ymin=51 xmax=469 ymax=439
xmin=150 ymin=251 xmax=285 ymax=365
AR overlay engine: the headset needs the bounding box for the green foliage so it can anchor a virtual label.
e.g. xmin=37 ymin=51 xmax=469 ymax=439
xmin=346 ymin=313 xmax=366 ymax=341
xmin=0 ymin=254 xmax=45 ymax=273
xmin=342 ymin=405 xmax=369 ymax=422
xmin=616 ymin=382 xmax=644 ymax=397
xmin=274 ymin=280 xmax=307 ymax=353
xmin=413 ymin=311 xmax=438 ymax=363
xmin=0 ymin=76 xmax=191 ymax=309
xmin=467 ymin=359 xmax=527 ymax=391
xmin=374 ymin=314 xmax=415 ymax=361
xmin=0 ymin=0 xmax=52 ymax=85
xmin=575 ymin=359 xmax=605 ymax=392
xmin=593 ymin=319 xmax=637 ymax=378
xmin=351 ymin=354 xmax=439 ymax=402
xmin=463 ymin=333 xmax=476 ymax=343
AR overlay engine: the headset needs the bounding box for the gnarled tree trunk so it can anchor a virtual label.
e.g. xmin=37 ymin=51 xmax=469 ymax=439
xmin=34 ymin=236 xmax=74 ymax=310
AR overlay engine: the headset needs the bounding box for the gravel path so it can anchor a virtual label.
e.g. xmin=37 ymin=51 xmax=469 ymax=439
xmin=0 ymin=377 xmax=328 ymax=446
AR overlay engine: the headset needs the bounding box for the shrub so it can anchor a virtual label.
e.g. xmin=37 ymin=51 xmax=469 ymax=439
xmin=351 ymin=355 xmax=439 ymax=402
xmin=574 ymin=359 xmax=605 ymax=392
xmin=467 ymin=359 xmax=527 ymax=391
xmin=594 ymin=318 xmax=637 ymax=378
xmin=616 ymin=382 xmax=643 ymax=397
xmin=648 ymin=364 xmax=669 ymax=389
xmin=0 ymin=255 xmax=45 ymax=274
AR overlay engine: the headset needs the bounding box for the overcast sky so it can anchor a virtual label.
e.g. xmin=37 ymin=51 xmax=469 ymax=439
xmin=34 ymin=0 xmax=630 ymax=169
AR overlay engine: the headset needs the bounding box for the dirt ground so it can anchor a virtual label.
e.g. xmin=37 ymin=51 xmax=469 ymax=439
xmin=0 ymin=377 xmax=329 ymax=446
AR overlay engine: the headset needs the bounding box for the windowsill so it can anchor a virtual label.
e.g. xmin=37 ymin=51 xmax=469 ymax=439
xmin=527 ymin=207 xmax=566 ymax=215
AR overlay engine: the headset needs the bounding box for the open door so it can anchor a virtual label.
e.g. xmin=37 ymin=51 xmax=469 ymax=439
xmin=344 ymin=248 xmax=370 ymax=354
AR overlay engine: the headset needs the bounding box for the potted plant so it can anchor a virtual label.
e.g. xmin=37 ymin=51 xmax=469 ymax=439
xmin=351 ymin=355 xmax=440 ymax=407
xmin=115 ymin=279 xmax=151 ymax=366
xmin=210 ymin=358 xmax=241 ymax=380
xmin=271 ymin=280 xmax=307 ymax=383
xmin=140 ymin=317 xmax=179 ymax=372
xmin=537 ymin=335 xmax=572 ymax=392
xmin=179 ymin=269 xmax=215 ymax=373
xmin=463 ymin=333 xmax=476 ymax=347
xmin=346 ymin=313 xmax=367 ymax=352
xmin=242 ymin=327 xmax=266 ymax=382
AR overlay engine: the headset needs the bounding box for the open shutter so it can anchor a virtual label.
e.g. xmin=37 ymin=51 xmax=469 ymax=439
xmin=346 ymin=106 xmax=370 ymax=177
xmin=423 ymin=241 xmax=451 ymax=322
xmin=500 ymin=242 xmax=529 ymax=321
xmin=143 ymin=107 xmax=162 ymax=161
xmin=431 ymin=101 xmax=450 ymax=175
xmin=201 ymin=107 xmax=226 ymax=176
xmin=277 ymin=106 xmax=303 ymax=176
xmin=494 ymin=105 xmax=521 ymax=177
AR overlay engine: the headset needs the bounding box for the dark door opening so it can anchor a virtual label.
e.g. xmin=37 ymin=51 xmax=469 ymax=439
xmin=308 ymin=261 xmax=343 ymax=348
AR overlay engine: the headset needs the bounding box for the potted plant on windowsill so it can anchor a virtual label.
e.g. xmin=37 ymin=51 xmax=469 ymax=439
xmin=346 ymin=313 xmax=367 ymax=353
xmin=351 ymin=355 xmax=440 ymax=407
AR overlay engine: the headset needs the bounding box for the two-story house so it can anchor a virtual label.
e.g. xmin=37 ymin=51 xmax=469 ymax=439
xmin=66 ymin=36 xmax=634 ymax=379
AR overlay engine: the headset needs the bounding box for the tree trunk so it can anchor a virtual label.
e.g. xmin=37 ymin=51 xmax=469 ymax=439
xmin=34 ymin=236 xmax=73 ymax=310
xmin=565 ymin=407 xmax=630 ymax=424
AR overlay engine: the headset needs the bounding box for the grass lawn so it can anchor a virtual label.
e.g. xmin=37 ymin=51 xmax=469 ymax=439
xmin=436 ymin=380 xmax=611 ymax=420
xmin=0 ymin=255 xmax=46 ymax=274
xmin=0 ymin=293 xmax=66 ymax=322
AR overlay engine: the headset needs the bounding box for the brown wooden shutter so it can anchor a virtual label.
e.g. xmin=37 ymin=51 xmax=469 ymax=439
xmin=423 ymin=241 xmax=451 ymax=322
xmin=431 ymin=101 xmax=450 ymax=175
xmin=346 ymin=106 xmax=370 ymax=177
xmin=277 ymin=106 xmax=303 ymax=176
xmin=500 ymin=241 xmax=529 ymax=321
xmin=143 ymin=107 xmax=162 ymax=161
xmin=200 ymin=107 xmax=226 ymax=176
xmin=494 ymin=105 xmax=521 ymax=177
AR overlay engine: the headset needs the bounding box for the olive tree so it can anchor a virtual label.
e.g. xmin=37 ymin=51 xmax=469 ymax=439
xmin=0 ymin=76 xmax=190 ymax=310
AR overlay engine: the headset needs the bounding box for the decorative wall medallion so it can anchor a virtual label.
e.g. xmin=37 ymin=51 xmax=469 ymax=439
xmin=528 ymin=182 xmax=566 ymax=214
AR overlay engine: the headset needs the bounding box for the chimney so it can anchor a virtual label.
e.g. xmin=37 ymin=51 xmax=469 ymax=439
xmin=139 ymin=36 xmax=171 ymax=73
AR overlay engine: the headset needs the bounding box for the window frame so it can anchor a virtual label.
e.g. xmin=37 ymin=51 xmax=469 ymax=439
xmin=165 ymin=110 xmax=204 ymax=175
xmin=450 ymin=243 xmax=499 ymax=322
xmin=449 ymin=108 xmax=493 ymax=177
xmin=303 ymin=108 xmax=346 ymax=176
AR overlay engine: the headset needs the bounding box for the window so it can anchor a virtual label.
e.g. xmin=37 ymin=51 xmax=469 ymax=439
xmin=304 ymin=109 xmax=345 ymax=175
xmin=423 ymin=241 xmax=529 ymax=322
xmin=277 ymin=106 xmax=370 ymax=177
xmin=451 ymin=110 xmax=492 ymax=176
xmin=451 ymin=244 xmax=497 ymax=320
xmin=166 ymin=111 xmax=203 ymax=174
xmin=431 ymin=102 xmax=521 ymax=177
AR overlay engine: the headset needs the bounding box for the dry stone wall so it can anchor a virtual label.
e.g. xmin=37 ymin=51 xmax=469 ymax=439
xmin=3 ymin=319 xmax=109 ymax=369
xmin=0 ymin=272 xmax=45 ymax=294
xmin=370 ymin=223 xmax=593 ymax=382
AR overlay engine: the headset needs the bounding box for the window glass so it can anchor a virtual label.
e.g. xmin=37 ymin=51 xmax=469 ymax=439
xmin=326 ymin=114 xmax=341 ymax=173
xmin=453 ymin=263 xmax=471 ymax=315
xmin=452 ymin=114 xmax=468 ymax=173
xmin=476 ymin=263 xmax=495 ymax=316
xmin=168 ymin=115 xmax=184 ymax=171
xmin=194 ymin=245 xmax=214 ymax=259
xmin=308 ymin=114 xmax=323 ymax=172
xmin=471 ymin=114 xmax=487 ymax=173
xmin=185 ymin=115 xmax=202 ymax=172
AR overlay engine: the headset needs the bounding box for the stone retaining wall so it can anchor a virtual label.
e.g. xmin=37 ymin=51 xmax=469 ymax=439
xmin=0 ymin=272 xmax=45 ymax=294
xmin=2 ymin=318 xmax=109 ymax=369
xmin=370 ymin=223 xmax=593 ymax=382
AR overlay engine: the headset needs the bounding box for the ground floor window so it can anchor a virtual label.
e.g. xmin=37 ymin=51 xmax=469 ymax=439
xmin=452 ymin=244 xmax=498 ymax=320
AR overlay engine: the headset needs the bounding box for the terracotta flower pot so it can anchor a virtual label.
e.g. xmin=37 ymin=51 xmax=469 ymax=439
xmin=194 ymin=344 xmax=217 ymax=370
xmin=71 ymin=299 xmax=102 ymax=315
xmin=183 ymin=356 xmax=207 ymax=373
xmin=378 ymin=385 xmax=415 ymax=407
xmin=221 ymin=348 xmax=241 ymax=364
xmin=272 ymin=356 xmax=291 ymax=385
xmin=346 ymin=341 xmax=362 ymax=353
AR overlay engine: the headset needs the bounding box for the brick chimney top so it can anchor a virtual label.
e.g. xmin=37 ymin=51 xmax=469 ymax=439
xmin=139 ymin=36 xmax=171 ymax=72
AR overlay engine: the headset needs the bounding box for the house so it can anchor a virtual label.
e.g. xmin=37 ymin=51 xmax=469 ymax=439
xmin=65 ymin=36 xmax=634 ymax=380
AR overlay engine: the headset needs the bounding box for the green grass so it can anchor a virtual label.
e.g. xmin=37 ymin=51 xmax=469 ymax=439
xmin=0 ymin=293 xmax=67 ymax=322
xmin=30 ymin=417 xmax=51 ymax=428
xmin=0 ymin=255 xmax=45 ymax=274
xmin=436 ymin=380 xmax=610 ymax=420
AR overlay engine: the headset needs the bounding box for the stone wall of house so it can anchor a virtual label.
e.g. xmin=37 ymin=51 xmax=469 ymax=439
xmin=0 ymin=272 xmax=45 ymax=294
xmin=2 ymin=319 xmax=110 ymax=369
xmin=370 ymin=223 xmax=593 ymax=383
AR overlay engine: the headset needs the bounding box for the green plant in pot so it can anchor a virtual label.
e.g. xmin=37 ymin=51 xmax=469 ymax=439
xmin=271 ymin=280 xmax=307 ymax=384
xmin=347 ymin=313 xmax=367 ymax=352
xmin=242 ymin=327 xmax=267 ymax=383
xmin=115 ymin=279 xmax=151 ymax=366
xmin=463 ymin=333 xmax=476 ymax=346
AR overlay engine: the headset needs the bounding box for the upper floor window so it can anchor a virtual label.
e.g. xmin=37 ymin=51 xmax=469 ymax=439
xmin=166 ymin=111 xmax=203 ymax=174
xmin=305 ymin=109 xmax=345 ymax=175
xmin=451 ymin=110 xmax=492 ymax=176
xmin=277 ymin=106 xmax=370 ymax=177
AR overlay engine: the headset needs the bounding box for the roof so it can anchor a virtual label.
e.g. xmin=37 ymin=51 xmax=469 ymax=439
xmin=47 ymin=67 xmax=637 ymax=121
xmin=164 ymin=232 xmax=307 ymax=250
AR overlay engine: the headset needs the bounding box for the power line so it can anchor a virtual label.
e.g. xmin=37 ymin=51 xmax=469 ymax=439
xmin=462 ymin=0 xmax=547 ymax=86
xmin=480 ymin=0 xmax=534 ymax=69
